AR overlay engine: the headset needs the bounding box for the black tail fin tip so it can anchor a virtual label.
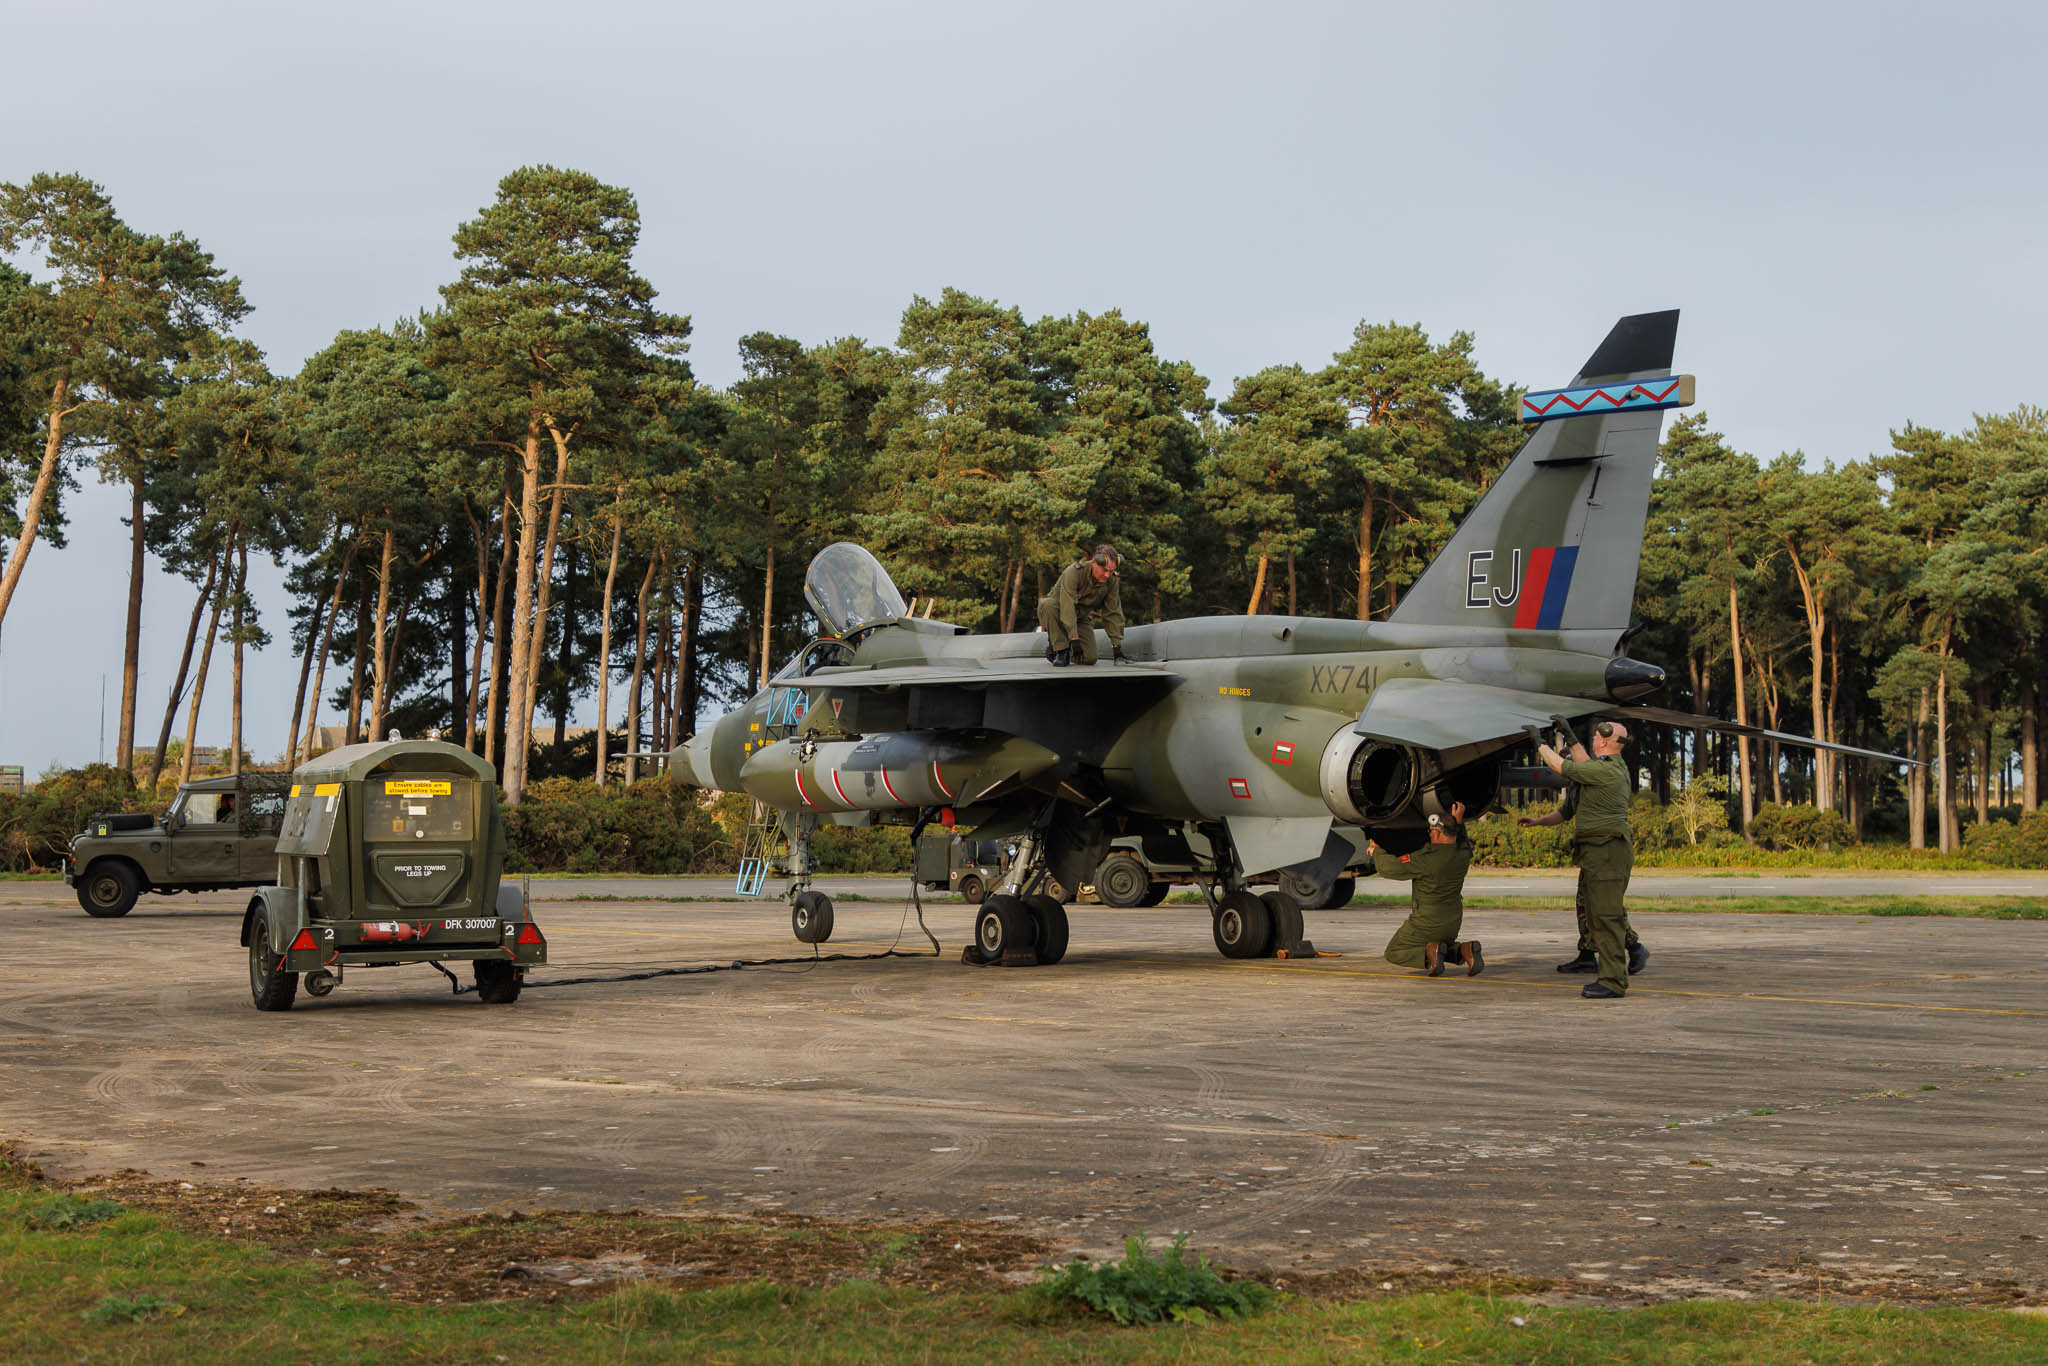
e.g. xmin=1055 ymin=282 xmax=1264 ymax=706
xmin=1577 ymin=310 xmax=1679 ymax=382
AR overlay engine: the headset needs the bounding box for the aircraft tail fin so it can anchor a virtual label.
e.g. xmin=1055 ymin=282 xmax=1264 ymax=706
xmin=1387 ymin=310 xmax=1686 ymax=639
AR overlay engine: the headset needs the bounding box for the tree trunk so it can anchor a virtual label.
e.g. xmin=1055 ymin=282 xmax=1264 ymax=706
xmin=1974 ymin=685 xmax=1992 ymax=825
xmin=1354 ymin=486 xmax=1374 ymax=621
xmin=679 ymin=557 xmax=700 ymax=742
xmin=1728 ymin=579 xmax=1753 ymax=834
xmin=1286 ymin=546 xmax=1297 ymax=616
xmin=504 ymin=419 xmax=545 ymax=802
xmin=652 ymin=606 xmax=670 ymax=757
xmin=1689 ymin=652 xmax=1709 ymax=784
xmin=345 ymin=576 xmax=370 ymax=746
xmin=1909 ymin=684 xmax=1929 ymax=851
xmin=2024 ymin=677 xmax=2040 ymax=814
xmin=1936 ymin=637 xmax=1956 ymax=854
xmin=299 ymin=547 xmax=354 ymax=765
xmin=759 ymin=529 xmax=777 ymax=688
xmin=483 ymin=489 xmax=515 ymax=766
xmin=179 ymin=569 xmax=227 ymax=787
xmin=625 ymin=555 xmax=657 ymax=784
xmin=368 ymin=524 xmax=398 ymax=743
xmin=285 ymin=578 xmax=328 ymax=770
xmin=229 ymin=539 xmax=248 ymax=777
xmin=450 ymin=541 xmax=468 ymax=745
xmin=1788 ymin=551 xmax=1833 ymax=811
xmin=148 ymin=550 xmax=220 ymax=793
xmin=0 ymin=378 xmax=71 ymax=643
xmin=380 ymin=594 xmax=414 ymax=741
xmin=462 ymin=499 xmax=495 ymax=751
xmin=117 ymin=464 xmax=146 ymax=772
xmin=595 ymin=509 xmax=623 ymax=787
xmin=1244 ymin=555 xmax=1268 ymax=615
xmin=520 ymin=424 xmax=574 ymax=769
xmin=553 ymin=543 xmax=580 ymax=749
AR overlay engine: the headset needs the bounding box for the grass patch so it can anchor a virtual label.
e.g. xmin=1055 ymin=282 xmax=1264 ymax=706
xmin=21 ymin=1193 xmax=124 ymax=1229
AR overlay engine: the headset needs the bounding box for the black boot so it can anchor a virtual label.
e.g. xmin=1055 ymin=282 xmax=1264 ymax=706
xmin=1627 ymin=941 xmax=1649 ymax=975
xmin=1556 ymin=949 xmax=1597 ymax=973
xmin=1051 ymin=646 xmax=1069 ymax=667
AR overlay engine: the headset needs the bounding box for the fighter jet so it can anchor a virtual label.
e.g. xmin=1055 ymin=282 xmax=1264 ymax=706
xmin=670 ymin=310 xmax=1904 ymax=965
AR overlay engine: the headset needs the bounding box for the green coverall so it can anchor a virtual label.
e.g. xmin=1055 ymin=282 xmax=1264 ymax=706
xmin=1037 ymin=560 xmax=1126 ymax=664
xmin=1560 ymin=755 xmax=1636 ymax=995
xmin=1373 ymin=838 xmax=1472 ymax=969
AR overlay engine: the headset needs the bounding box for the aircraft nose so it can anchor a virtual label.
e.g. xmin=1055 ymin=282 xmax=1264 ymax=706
xmin=1604 ymin=655 xmax=1666 ymax=702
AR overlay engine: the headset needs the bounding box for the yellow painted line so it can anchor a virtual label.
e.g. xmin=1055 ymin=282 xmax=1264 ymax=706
xmin=1117 ymin=956 xmax=2048 ymax=1017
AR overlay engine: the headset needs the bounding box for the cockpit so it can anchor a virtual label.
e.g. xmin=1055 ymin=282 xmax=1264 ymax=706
xmin=803 ymin=542 xmax=909 ymax=640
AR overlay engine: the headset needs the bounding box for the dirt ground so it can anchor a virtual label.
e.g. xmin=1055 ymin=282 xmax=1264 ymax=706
xmin=3 ymin=880 xmax=2044 ymax=1306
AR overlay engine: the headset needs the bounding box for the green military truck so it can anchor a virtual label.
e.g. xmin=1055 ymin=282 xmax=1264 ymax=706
xmin=240 ymin=739 xmax=546 ymax=1011
xmin=66 ymin=772 xmax=292 ymax=918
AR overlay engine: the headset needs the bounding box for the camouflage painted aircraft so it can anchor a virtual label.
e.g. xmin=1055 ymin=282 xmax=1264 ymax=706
xmin=670 ymin=311 xmax=1905 ymax=965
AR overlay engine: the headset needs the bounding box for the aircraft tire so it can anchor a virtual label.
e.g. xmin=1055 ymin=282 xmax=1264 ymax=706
xmin=1261 ymin=891 xmax=1305 ymax=956
xmin=1093 ymin=852 xmax=1150 ymax=908
xmin=1319 ymin=876 xmax=1357 ymax=909
xmin=1137 ymin=881 xmax=1171 ymax=907
xmin=975 ymin=894 xmax=1034 ymax=961
xmin=1024 ymin=894 xmax=1069 ymax=965
xmin=1212 ymin=891 xmax=1272 ymax=959
xmin=792 ymin=891 xmax=835 ymax=944
xmin=955 ymin=873 xmax=985 ymax=904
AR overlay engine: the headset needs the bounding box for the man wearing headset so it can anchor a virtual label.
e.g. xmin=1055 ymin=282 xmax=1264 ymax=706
xmin=1520 ymin=716 xmax=1646 ymax=999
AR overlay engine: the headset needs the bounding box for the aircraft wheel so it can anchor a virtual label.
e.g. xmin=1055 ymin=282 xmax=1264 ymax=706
xmin=474 ymin=959 xmax=522 ymax=1004
xmin=248 ymin=918 xmax=298 ymax=1012
xmin=78 ymin=862 xmax=140 ymax=917
xmin=1212 ymin=890 xmax=1272 ymax=959
xmin=1261 ymin=891 xmax=1305 ymax=956
xmin=1024 ymin=893 xmax=1068 ymax=965
xmin=792 ymin=891 xmax=835 ymax=944
xmin=975 ymin=894 xmax=1035 ymax=961
xmin=1137 ymin=881 xmax=1170 ymax=907
xmin=1093 ymin=851 xmax=1150 ymax=908
xmin=955 ymin=873 xmax=985 ymax=904
xmin=1320 ymin=876 xmax=1357 ymax=909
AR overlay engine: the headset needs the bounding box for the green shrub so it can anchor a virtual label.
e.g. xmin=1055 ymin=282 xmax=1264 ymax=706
xmin=1034 ymin=1233 xmax=1276 ymax=1325
xmin=1749 ymin=802 xmax=1857 ymax=851
xmin=0 ymin=764 xmax=160 ymax=873
xmin=21 ymin=1194 xmax=124 ymax=1229
xmin=1964 ymin=810 xmax=2048 ymax=868
xmin=83 ymin=1292 xmax=183 ymax=1324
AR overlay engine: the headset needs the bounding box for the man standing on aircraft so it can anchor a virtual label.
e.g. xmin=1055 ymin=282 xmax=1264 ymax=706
xmin=1039 ymin=543 xmax=1129 ymax=667
xmin=1371 ymin=801 xmax=1483 ymax=976
xmin=1521 ymin=717 xmax=1644 ymax=999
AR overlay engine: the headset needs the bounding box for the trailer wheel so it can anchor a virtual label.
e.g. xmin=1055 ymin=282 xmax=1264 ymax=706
xmin=1261 ymin=890 xmax=1305 ymax=956
xmin=955 ymin=873 xmax=985 ymax=904
xmin=78 ymin=862 xmax=140 ymax=918
xmin=1024 ymin=893 xmax=1069 ymax=965
xmin=474 ymin=960 xmax=522 ymax=1004
xmin=248 ymin=918 xmax=298 ymax=1011
xmin=1212 ymin=891 xmax=1272 ymax=959
xmin=792 ymin=891 xmax=835 ymax=944
xmin=1093 ymin=851 xmax=1150 ymax=908
xmin=974 ymin=894 xmax=1035 ymax=962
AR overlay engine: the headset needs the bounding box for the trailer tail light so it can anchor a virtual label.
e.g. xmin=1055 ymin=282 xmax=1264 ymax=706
xmin=289 ymin=929 xmax=317 ymax=951
xmin=515 ymin=923 xmax=545 ymax=946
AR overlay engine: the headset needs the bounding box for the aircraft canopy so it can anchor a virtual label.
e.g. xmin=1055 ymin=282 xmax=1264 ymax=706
xmin=804 ymin=542 xmax=909 ymax=637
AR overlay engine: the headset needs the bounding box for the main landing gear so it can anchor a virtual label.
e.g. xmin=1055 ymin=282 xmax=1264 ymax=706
xmin=1190 ymin=824 xmax=1313 ymax=961
xmin=964 ymin=826 xmax=1069 ymax=967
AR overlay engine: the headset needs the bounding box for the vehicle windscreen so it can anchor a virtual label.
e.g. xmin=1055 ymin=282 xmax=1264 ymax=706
xmin=364 ymin=777 xmax=476 ymax=843
xmin=803 ymin=542 xmax=907 ymax=638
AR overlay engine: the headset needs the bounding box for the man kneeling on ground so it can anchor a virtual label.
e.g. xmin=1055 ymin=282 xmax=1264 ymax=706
xmin=1371 ymin=801 xmax=1483 ymax=977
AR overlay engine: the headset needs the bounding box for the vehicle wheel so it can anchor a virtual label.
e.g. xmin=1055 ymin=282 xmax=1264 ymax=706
xmin=1093 ymin=851 xmax=1150 ymax=908
xmin=974 ymin=894 xmax=1036 ymax=961
xmin=1320 ymin=876 xmax=1357 ymax=909
xmin=474 ymin=959 xmax=522 ymax=1004
xmin=1212 ymin=890 xmax=1272 ymax=959
xmin=1024 ymin=893 xmax=1069 ymax=965
xmin=1261 ymin=890 xmax=1305 ymax=955
xmin=78 ymin=862 xmax=140 ymax=918
xmin=955 ymin=873 xmax=985 ymax=904
xmin=792 ymin=891 xmax=835 ymax=944
xmin=1137 ymin=880 xmax=1171 ymax=907
xmin=248 ymin=918 xmax=298 ymax=1011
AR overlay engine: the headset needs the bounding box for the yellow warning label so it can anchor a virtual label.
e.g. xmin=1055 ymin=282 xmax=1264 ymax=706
xmin=314 ymin=783 xmax=341 ymax=796
xmin=385 ymin=779 xmax=452 ymax=796
xmin=289 ymin=785 xmax=301 ymax=797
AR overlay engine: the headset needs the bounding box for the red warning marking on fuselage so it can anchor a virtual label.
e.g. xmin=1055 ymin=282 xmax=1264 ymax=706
xmin=1272 ymin=741 xmax=1295 ymax=765
xmin=829 ymin=770 xmax=850 ymax=805
xmin=794 ymin=769 xmax=816 ymax=808
xmin=880 ymin=769 xmax=901 ymax=802
xmin=1228 ymin=777 xmax=1252 ymax=799
xmin=932 ymin=762 xmax=956 ymax=800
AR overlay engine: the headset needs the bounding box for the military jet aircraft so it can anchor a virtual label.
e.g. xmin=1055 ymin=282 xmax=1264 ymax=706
xmin=670 ymin=310 xmax=1905 ymax=965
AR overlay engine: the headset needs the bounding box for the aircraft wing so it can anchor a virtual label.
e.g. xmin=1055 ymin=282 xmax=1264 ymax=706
xmin=1353 ymin=679 xmax=1606 ymax=749
xmin=1602 ymin=706 xmax=1918 ymax=765
xmin=769 ymin=662 xmax=1182 ymax=691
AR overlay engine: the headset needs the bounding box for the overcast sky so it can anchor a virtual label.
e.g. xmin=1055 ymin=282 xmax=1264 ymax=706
xmin=3 ymin=0 xmax=2043 ymax=779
